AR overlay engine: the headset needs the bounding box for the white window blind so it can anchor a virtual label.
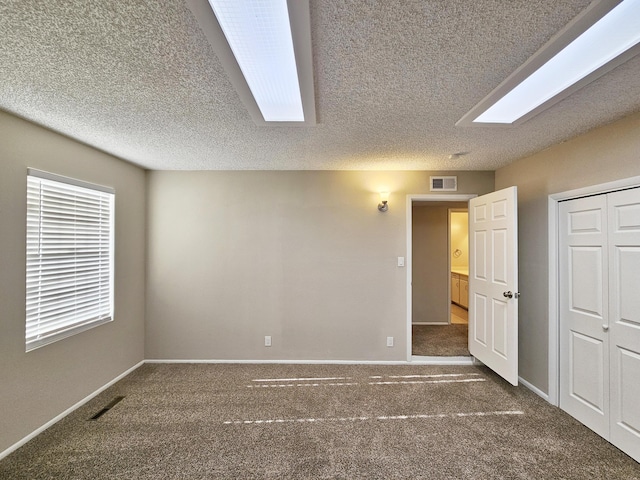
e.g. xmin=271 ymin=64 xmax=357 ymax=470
xmin=26 ymin=169 xmax=114 ymax=351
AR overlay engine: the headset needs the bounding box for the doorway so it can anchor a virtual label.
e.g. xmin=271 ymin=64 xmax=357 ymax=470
xmin=406 ymin=194 xmax=475 ymax=362
xmin=450 ymin=209 xmax=469 ymax=326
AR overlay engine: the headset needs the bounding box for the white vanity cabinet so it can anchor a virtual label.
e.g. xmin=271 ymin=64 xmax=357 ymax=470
xmin=451 ymin=274 xmax=460 ymax=304
xmin=451 ymin=269 xmax=469 ymax=309
xmin=459 ymin=276 xmax=468 ymax=308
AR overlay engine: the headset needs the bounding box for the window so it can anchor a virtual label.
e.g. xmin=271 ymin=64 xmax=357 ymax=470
xmin=26 ymin=169 xmax=114 ymax=351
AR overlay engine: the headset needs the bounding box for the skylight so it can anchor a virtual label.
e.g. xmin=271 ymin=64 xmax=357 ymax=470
xmin=459 ymin=0 xmax=640 ymax=126
xmin=207 ymin=0 xmax=304 ymax=122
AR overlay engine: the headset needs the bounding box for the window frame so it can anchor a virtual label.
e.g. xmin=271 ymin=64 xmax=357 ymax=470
xmin=26 ymin=169 xmax=115 ymax=352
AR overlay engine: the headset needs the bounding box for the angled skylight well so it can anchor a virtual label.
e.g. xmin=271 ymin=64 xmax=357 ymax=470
xmin=202 ymin=0 xmax=314 ymax=124
xmin=208 ymin=0 xmax=302 ymax=122
xmin=457 ymin=0 xmax=640 ymax=127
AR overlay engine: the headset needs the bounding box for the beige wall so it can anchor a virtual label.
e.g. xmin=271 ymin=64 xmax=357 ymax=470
xmin=0 ymin=111 xmax=146 ymax=454
xmin=146 ymin=171 xmax=494 ymax=360
xmin=412 ymin=203 xmax=467 ymax=324
xmin=495 ymin=111 xmax=640 ymax=394
xmin=450 ymin=211 xmax=468 ymax=269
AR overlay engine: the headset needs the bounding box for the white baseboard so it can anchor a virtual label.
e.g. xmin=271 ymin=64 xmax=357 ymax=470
xmin=518 ymin=376 xmax=550 ymax=402
xmin=410 ymin=356 xmax=474 ymax=365
xmin=147 ymin=357 xmax=476 ymax=366
xmin=0 ymin=360 xmax=145 ymax=461
xmin=412 ymin=322 xmax=449 ymax=325
xmin=145 ymin=358 xmax=412 ymax=365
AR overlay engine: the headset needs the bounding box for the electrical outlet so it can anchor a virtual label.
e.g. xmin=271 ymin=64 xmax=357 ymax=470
xmin=386 ymin=336 xmax=394 ymax=347
xmin=265 ymin=336 xmax=272 ymax=347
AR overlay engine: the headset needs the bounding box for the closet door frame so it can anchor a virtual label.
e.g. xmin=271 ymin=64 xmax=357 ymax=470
xmin=548 ymin=175 xmax=640 ymax=407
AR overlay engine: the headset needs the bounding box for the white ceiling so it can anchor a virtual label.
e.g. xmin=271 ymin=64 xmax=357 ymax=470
xmin=1 ymin=0 xmax=639 ymax=171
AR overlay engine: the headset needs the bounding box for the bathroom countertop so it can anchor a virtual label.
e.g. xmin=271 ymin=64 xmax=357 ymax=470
xmin=451 ymin=267 xmax=469 ymax=276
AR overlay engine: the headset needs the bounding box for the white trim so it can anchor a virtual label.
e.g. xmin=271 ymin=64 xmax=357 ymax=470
xmin=406 ymin=194 xmax=476 ymax=362
xmin=412 ymin=322 xmax=449 ymax=326
xmin=146 ymin=358 xmax=476 ymax=365
xmin=27 ymin=168 xmax=114 ymax=194
xmin=547 ymin=196 xmax=559 ymax=406
xmin=410 ymin=356 xmax=474 ymax=365
xmin=550 ymin=175 xmax=640 ymax=202
xmin=0 ymin=360 xmax=144 ymax=461
xmin=519 ymin=376 xmax=550 ymax=402
xmin=448 ymin=207 xmax=469 ymax=324
xmin=547 ymin=175 xmax=640 ymax=408
xmin=147 ymin=359 xmax=416 ymax=365
xmin=472 ymin=357 xmax=484 ymax=367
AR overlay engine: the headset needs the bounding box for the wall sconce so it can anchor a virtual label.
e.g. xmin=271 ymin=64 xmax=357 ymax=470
xmin=378 ymin=192 xmax=389 ymax=212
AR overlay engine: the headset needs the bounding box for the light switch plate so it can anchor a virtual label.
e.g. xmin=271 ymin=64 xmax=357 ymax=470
xmin=397 ymin=256 xmax=405 ymax=267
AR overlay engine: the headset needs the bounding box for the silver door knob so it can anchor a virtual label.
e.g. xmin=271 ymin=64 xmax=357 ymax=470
xmin=503 ymin=291 xmax=513 ymax=298
xmin=603 ymin=324 xmax=609 ymax=331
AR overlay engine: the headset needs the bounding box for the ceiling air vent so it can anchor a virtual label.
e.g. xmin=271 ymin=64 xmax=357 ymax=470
xmin=430 ymin=176 xmax=457 ymax=192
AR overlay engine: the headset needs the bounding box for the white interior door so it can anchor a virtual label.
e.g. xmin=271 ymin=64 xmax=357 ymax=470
xmin=469 ymin=186 xmax=518 ymax=385
xmin=608 ymin=189 xmax=640 ymax=462
xmin=559 ymin=195 xmax=610 ymax=438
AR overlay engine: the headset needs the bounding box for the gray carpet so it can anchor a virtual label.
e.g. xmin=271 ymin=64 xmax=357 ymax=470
xmin=412 ymin=324 xmax=470 ymax=356
xmin=1 ymin=363 xmax=639 ymax=479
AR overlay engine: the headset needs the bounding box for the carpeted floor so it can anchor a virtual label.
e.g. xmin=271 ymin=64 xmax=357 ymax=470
xmin=1 ymin=363 xmax=639 ymax=479
xmin=412 ymin=324 xmax=470 ymax=356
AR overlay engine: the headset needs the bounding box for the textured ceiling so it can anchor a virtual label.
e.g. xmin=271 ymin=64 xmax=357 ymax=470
xmin=1 ymin=0 xmax=639 ymax=171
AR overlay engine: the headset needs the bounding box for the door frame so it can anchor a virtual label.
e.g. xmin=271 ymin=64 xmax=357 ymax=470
xmin=448 ymin=208 xmax=469 ymax=320
xmin=406 ymin=194 xmax=476 ymax=362
xmin=547 ymin=174 xmax=640 ymax=406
